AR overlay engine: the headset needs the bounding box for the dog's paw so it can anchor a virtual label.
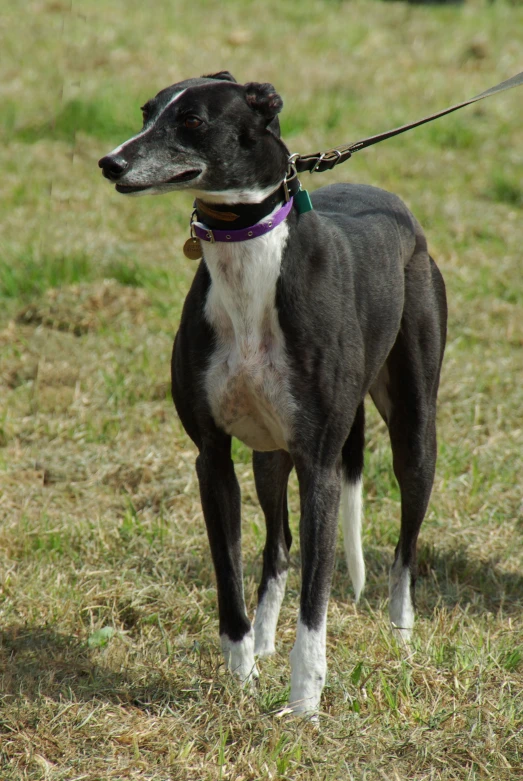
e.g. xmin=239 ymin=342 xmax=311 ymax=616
xmin=221 ymin=629 xmax=258 ymax=687
xmin=239 ymin=663 xmax=260 ymax=691
xmin=391 ymin=623 xmax=413 ymax=647
xmin=254 ymin=639 xmax=275 ymax=658
xmin=389 ymin=564 xmax=415 ymax=646
xmin=288 ymin=621 xmax=326 ymax=719
xmin=253 ymin=572 xmax=287 ymax=658
xmin=276 ymin=703 xmax=320 ymax=725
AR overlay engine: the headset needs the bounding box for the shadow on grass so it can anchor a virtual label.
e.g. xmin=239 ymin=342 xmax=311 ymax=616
xmin=2 ymin=543 xmax=521 ymax=707
xmin=417 ymin=543 xmax=523 ymax=616
xmin=329 ymin=543 xmax=523 ymax=618
xmin=0 ymin=626 xmax=210 ymax=710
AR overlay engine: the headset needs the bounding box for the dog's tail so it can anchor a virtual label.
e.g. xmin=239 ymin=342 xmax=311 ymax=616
xmin=340 ymin=478 xmax=365 ymax=602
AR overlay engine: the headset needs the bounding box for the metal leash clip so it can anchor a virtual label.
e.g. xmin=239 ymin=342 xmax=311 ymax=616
xmin=286 ymin=154 xmax=313 ymax=214
xmin=284 ymin=156 xmax=300 ymax=201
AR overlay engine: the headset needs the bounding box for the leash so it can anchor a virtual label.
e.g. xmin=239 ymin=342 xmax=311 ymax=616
xmin=183 ymin=71 xmax=523 ymax=258
xmin=289 ymin=70 xmax=523 ymax=175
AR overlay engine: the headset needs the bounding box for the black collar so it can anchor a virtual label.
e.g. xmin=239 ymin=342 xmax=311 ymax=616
xmin=194 ymin=175 xmax=301 ymax=231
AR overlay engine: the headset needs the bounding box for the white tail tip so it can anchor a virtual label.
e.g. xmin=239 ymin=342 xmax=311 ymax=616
xmin=341 ymin=478 xmax=365 ymax=601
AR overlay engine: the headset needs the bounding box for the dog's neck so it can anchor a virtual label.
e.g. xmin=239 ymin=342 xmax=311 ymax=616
xmin=194 ymin=178 xmax=300 ymax=231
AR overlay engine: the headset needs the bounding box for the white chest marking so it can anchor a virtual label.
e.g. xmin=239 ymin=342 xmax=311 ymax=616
xmin=203 ymin=218 xmax=295 ymax=452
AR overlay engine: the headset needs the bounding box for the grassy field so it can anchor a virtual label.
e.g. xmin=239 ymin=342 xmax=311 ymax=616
xmin=1 ymin=0 xmax=522 ymax=778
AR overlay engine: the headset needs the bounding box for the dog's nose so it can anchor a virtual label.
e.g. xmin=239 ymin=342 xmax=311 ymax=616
xmin=98 ymin=153 xmax=129 ymax=180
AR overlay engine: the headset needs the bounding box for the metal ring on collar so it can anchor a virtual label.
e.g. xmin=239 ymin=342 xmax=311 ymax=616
xmin=283 ymin=162 xmax=299 ymax=201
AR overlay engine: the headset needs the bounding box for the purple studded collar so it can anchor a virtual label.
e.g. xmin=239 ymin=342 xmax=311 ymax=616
xmin=193 ymin=197 xmax=294 ymax=244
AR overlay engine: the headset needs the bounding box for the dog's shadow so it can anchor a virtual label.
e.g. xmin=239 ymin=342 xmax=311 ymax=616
xmin=329 ymin=542 xmax=523 ymax=617
xmin=3 ymin=543 xmax=521 ymax=706
xmin=0 ymin=626 xmax=205 ymax=709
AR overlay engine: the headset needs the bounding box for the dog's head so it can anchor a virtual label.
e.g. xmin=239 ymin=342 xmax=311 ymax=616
xmin=98 ymin=72 xmax=289 ymax=203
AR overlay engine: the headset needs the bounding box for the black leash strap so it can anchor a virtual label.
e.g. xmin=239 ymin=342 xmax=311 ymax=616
xmin=292 ymin=71 xmax=523 ymax=174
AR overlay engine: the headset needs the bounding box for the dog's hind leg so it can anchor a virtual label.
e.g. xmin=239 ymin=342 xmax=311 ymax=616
xmin=341 ymin=402 xmax=366 ymax=602
xmin=371 ymin=254 xmax=447 ymax=642
xmin=196 ymin=441 xmax=258 ymax=684
xmin=252 ymin=450 xmax=294 ymax=657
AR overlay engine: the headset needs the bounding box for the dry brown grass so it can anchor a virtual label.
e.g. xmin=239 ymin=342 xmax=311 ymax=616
xmin=1 ymin=1 xmax=523 ymax=778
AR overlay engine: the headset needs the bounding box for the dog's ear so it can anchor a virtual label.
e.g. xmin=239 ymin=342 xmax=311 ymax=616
xmin=203 ymin=71 xmax=237 ymax=83
xmin=244 ymin=82 xmax=283 ymax=123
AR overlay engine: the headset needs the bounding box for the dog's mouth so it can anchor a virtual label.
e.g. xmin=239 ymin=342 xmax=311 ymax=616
xmin=115 ymin=169 xmax=202 ymax=194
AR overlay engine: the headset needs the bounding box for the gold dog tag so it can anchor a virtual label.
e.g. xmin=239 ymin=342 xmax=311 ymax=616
xmin=183 ymin=237 xmax=203 ymax=260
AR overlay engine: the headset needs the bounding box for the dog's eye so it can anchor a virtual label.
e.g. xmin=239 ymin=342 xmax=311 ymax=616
xmin=184 ymin=115 xmax=203 ymax=129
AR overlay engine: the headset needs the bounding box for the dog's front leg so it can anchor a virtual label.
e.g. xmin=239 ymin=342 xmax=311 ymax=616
xmin=252 ymin=450 xmax=294 ymax=657
xmin=289 ymin=455 xmax=342 ymax=716
xmin=196 ymin=442 xmax=258 ymax=685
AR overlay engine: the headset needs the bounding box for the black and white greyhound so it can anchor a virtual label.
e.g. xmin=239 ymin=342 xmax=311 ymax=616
xmin=99 ymin=71 xmax=447 ymax=716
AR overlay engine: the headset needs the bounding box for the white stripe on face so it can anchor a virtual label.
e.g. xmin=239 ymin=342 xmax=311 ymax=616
xmin=108 ymin=88 xmax=187 ymax=157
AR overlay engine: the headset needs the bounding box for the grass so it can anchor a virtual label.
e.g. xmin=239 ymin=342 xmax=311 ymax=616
xmin=12 ymin=99 xmax=137 ymax=145
xmin=488 ymin=171 xmax=523 ymax=207
xmin=0 ymin=252 xmax=95 ymax=300
xmin=1 ymin=0 xmax=523 ymax=778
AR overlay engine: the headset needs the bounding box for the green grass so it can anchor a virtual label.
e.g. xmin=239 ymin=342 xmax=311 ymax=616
xmin=5 ymin=98 xmax=138 ymax=145
xmin=425 ymin=118 xmax=480 ymax=150
xmin=488 ymin=171 xmax=523 ymax=207
xmin=0 ymin=252 xmax=183 ymax=301
xmin=1 ymin=0 xmax=523 ymax=779
xmin=0 ymin=252 xmax=94 ymax=299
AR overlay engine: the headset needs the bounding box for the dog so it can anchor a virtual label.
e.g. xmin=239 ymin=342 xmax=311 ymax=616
xmin=99 ymin=71 xmax=447 ymax=716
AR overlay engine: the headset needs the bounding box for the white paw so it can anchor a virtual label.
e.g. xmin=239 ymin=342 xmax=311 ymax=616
xmin=391 ymin=623 xmax=413 ymax=646
xmin=254 ymin=638 xmax=275 ymax=658
xmin=254 ymin=571 xmax=287 ymax=657
xmin=288 ymin=618 xmax=326 ymax=717
xmin=221 ymin=629 xmax=259 ymax=685
xmin=389 ymin=563 xmax=415 ymax=645
xmin=276 ymin=705 xmax=320 ymax=724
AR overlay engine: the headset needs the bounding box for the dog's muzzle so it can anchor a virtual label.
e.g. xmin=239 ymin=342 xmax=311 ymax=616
xmin=98 ymin=153 xmax=202 ymax=193
xmin=98 ymin=154 xmax=128 ymax=181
